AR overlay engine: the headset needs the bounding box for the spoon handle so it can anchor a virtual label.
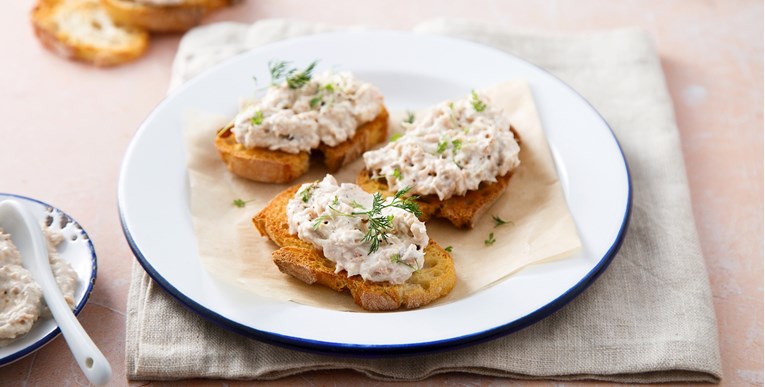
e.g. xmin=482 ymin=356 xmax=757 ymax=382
xmin=14 ymin=201 xmax=112 ymax=385
xmin=45 ymin=298 xmax=112 ymax=385
xmin=45 ymin=280 xmax=112 ymax=385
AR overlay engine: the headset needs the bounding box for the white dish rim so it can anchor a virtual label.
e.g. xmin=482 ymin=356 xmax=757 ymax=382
xmin=118 ymin=29 xmax=632 ymax=356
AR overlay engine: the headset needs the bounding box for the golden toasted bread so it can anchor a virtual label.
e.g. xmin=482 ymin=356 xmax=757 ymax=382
xmin=358 ymin=126 xmax=520 ymax=229
xmin=215 ymin=106 xmax=389 ymax=184
xmin=356 ymin=169 xmax=513 ymax=229
xmin=100 ymin=0 xmax=231 ymax=32
xmin=252 ymin=184 xmax=457 ymax=311
xmin=31 ymin=0 xmax=149 ymax=66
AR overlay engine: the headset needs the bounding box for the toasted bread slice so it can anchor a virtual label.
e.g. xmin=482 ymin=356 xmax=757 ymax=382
xmin=358 ymin=126 xmax=520 ymax=229
xmin=357 ymin=169 xmax=513 ymax=229
xmin=100 ymin=0 xmax=230 ymax=32
xmin=215 ymin=106 xmax=389 ymax=184
xmin=253 ymin=184 xmax=457 ymax=311
xmin=31 ymin=0 xmax=149 ymax=66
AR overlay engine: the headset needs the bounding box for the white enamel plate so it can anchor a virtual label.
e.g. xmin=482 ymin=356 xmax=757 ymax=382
xmin=118 ymin=30 xmax=630 ymax=355
xmin=0 ymin=194 xmax=97 ymax=365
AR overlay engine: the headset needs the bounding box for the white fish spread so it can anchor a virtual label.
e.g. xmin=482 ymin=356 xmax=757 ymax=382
xmin=364 ymin=92 xmax=521 ymax=200
xmin=0 ymin=228 xmax=77 ymax=347
xmin=286 ymin=175 xmax=427 ymax=284
xmin=232 ymin=71 xmax=384 ymax=154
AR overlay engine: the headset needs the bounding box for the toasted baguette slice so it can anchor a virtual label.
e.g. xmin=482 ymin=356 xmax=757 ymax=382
xmin=357 ymin=169 xmax=513 ymax=229
xmin=253 ymin=184 xmax=457 ymax=311
xmin=100 ymin=0 xmax=230 ymax=32
xmin=358 ymin=126 xmax=521 ymax=229
xmin=215 ymin=106 xmax=389 ymax=184
xmin=31 ymin=0 xmax=149 ymax=66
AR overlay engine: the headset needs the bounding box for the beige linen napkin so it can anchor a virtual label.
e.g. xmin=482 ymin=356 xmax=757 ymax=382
xmin=126 ymin=19 xmax=722 ymax=383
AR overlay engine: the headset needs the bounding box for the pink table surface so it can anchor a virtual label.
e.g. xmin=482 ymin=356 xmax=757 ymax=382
xmin=1 ymin=1 xmax=762 ymax=386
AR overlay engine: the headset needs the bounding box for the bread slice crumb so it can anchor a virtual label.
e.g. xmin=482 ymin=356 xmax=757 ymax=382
xmin=31 ymin=0 xmax=149 ymax=66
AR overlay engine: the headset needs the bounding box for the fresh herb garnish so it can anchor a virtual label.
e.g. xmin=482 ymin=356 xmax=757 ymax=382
xmin=308 ymin=187 xmax=420 ymax=254
xmin=286 ymin=61 xmax=318 ymax=89
xmin=471 ymin=90 xmax=487 ymax=112
xmin=232 ymin=198 xmax=253 ymax=208
xmin=403 ymin=111 xmax=415 ymax=124
xmin=299 ymin=184 xmax=316 ymax=203
xmin=268 ymin=60 xmax=289 ymax=85
xmin=436 ymin=140 xmax=449 ymax=154
xmin=359 ymin=188 xmax=421 ymax=254
xmin=389 ymin=133 xmax=402 ymax=142
xmin=250 ymin=110 xmax=264 ymax=125
xmin=390 ymin=253 xmax=419 ymax=271
xmin=309 ymin=96 xmax=322 ymax=108
xmin=444 ymin=246 xmax=453 ymax=253
xmin=492 ymin=215 xmax=511 ymax=227
xmin=484 ymin=232 xmax=496 ymax=246
xmin=447 ymin=101 xmax=458 ymax=126
xmin=393 ymin=168 xmax=401 ymax=179
xmin=267 ymin=60 xmax=319 ymax=89
xmin=451 ymin=139 xmax=462 ymax=155
xmin=309 ymin=83 xmax=335 ymax=109
xmin=311 ymin=214 xmax=330 ymax=230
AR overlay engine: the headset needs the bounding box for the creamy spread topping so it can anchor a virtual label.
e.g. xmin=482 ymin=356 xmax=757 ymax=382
xmin=232 ymin=71 xmax=383 ymax=153
xmin=0 ymin=231 xmax=21 ymax=266
xmin=42 ymin=229 xmax=78 ymax=315
xmin=0 ymin=228 xmax=77 ymax=346
xmin=363 ymin=91 xmax=521 ymax=200
xmin=286 ymin=175 xmax=427 ymax=284
xmin=0 ymin=265 xmax=42 ymax=345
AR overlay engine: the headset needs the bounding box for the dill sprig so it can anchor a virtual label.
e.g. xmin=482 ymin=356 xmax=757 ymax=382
xmin=492 ymin=215 xmax=512 ymax=227
xmin=390 ymin=254 xmax=419 ymax=272
xmin=403 ymin=111 xmax=416 ymax=124
xmin=299 ymin=183 xmax=317 ymax=203
xmin=471 ymin=90 xmax=487 ymax=112
xmin=436 ymin=140 xmax=449 ymax=154
xmin=268 ymin=60 xmax=289 ymax=85
xmin=232 ymin=198 xmax=254 ymax=208
xmin=309 ymin=83 xmax=337 ymax=109
xmin=311 ymin=187 xmax=421 ymax=254
xmin=484 ymin=232 xmax=496 ymax=246
xmin=358 ymin=188 xmax=421 ymax=254
xmin=286 ymin=61 xmax=318 ymax=89
xmin=451 ymin=139 xmax=462 ymax=155
xmin=250 ymin=110 xmax=264 ymax=125
xmin=267 ymin=60 xmax=319 ymax=89
xmin=309 ymin=95 xmax=322 ymax=108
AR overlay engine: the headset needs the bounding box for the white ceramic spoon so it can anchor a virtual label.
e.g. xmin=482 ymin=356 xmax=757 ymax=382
xmin=0 ymin=199 xmax=111 ymax=385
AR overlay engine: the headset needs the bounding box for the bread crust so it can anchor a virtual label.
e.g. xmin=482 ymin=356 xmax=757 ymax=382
xmin=215 ymin=106 xmax=389 ymax=184
xmin=253 ymin=184 xmax=457 ymax=311
xmin=100 ymin=0 xmax=230 ymax=32
xmin=31 ymin=0 xmax=149 ymax=66
xmin=357 ymin=169 xmax=514 ymax=229
xmin=357 ymin=126 xmax=520 ymax=228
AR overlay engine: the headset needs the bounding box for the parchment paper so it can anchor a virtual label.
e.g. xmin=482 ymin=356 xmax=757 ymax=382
xmin=184 ymin=80 xmax=581 ymax=310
